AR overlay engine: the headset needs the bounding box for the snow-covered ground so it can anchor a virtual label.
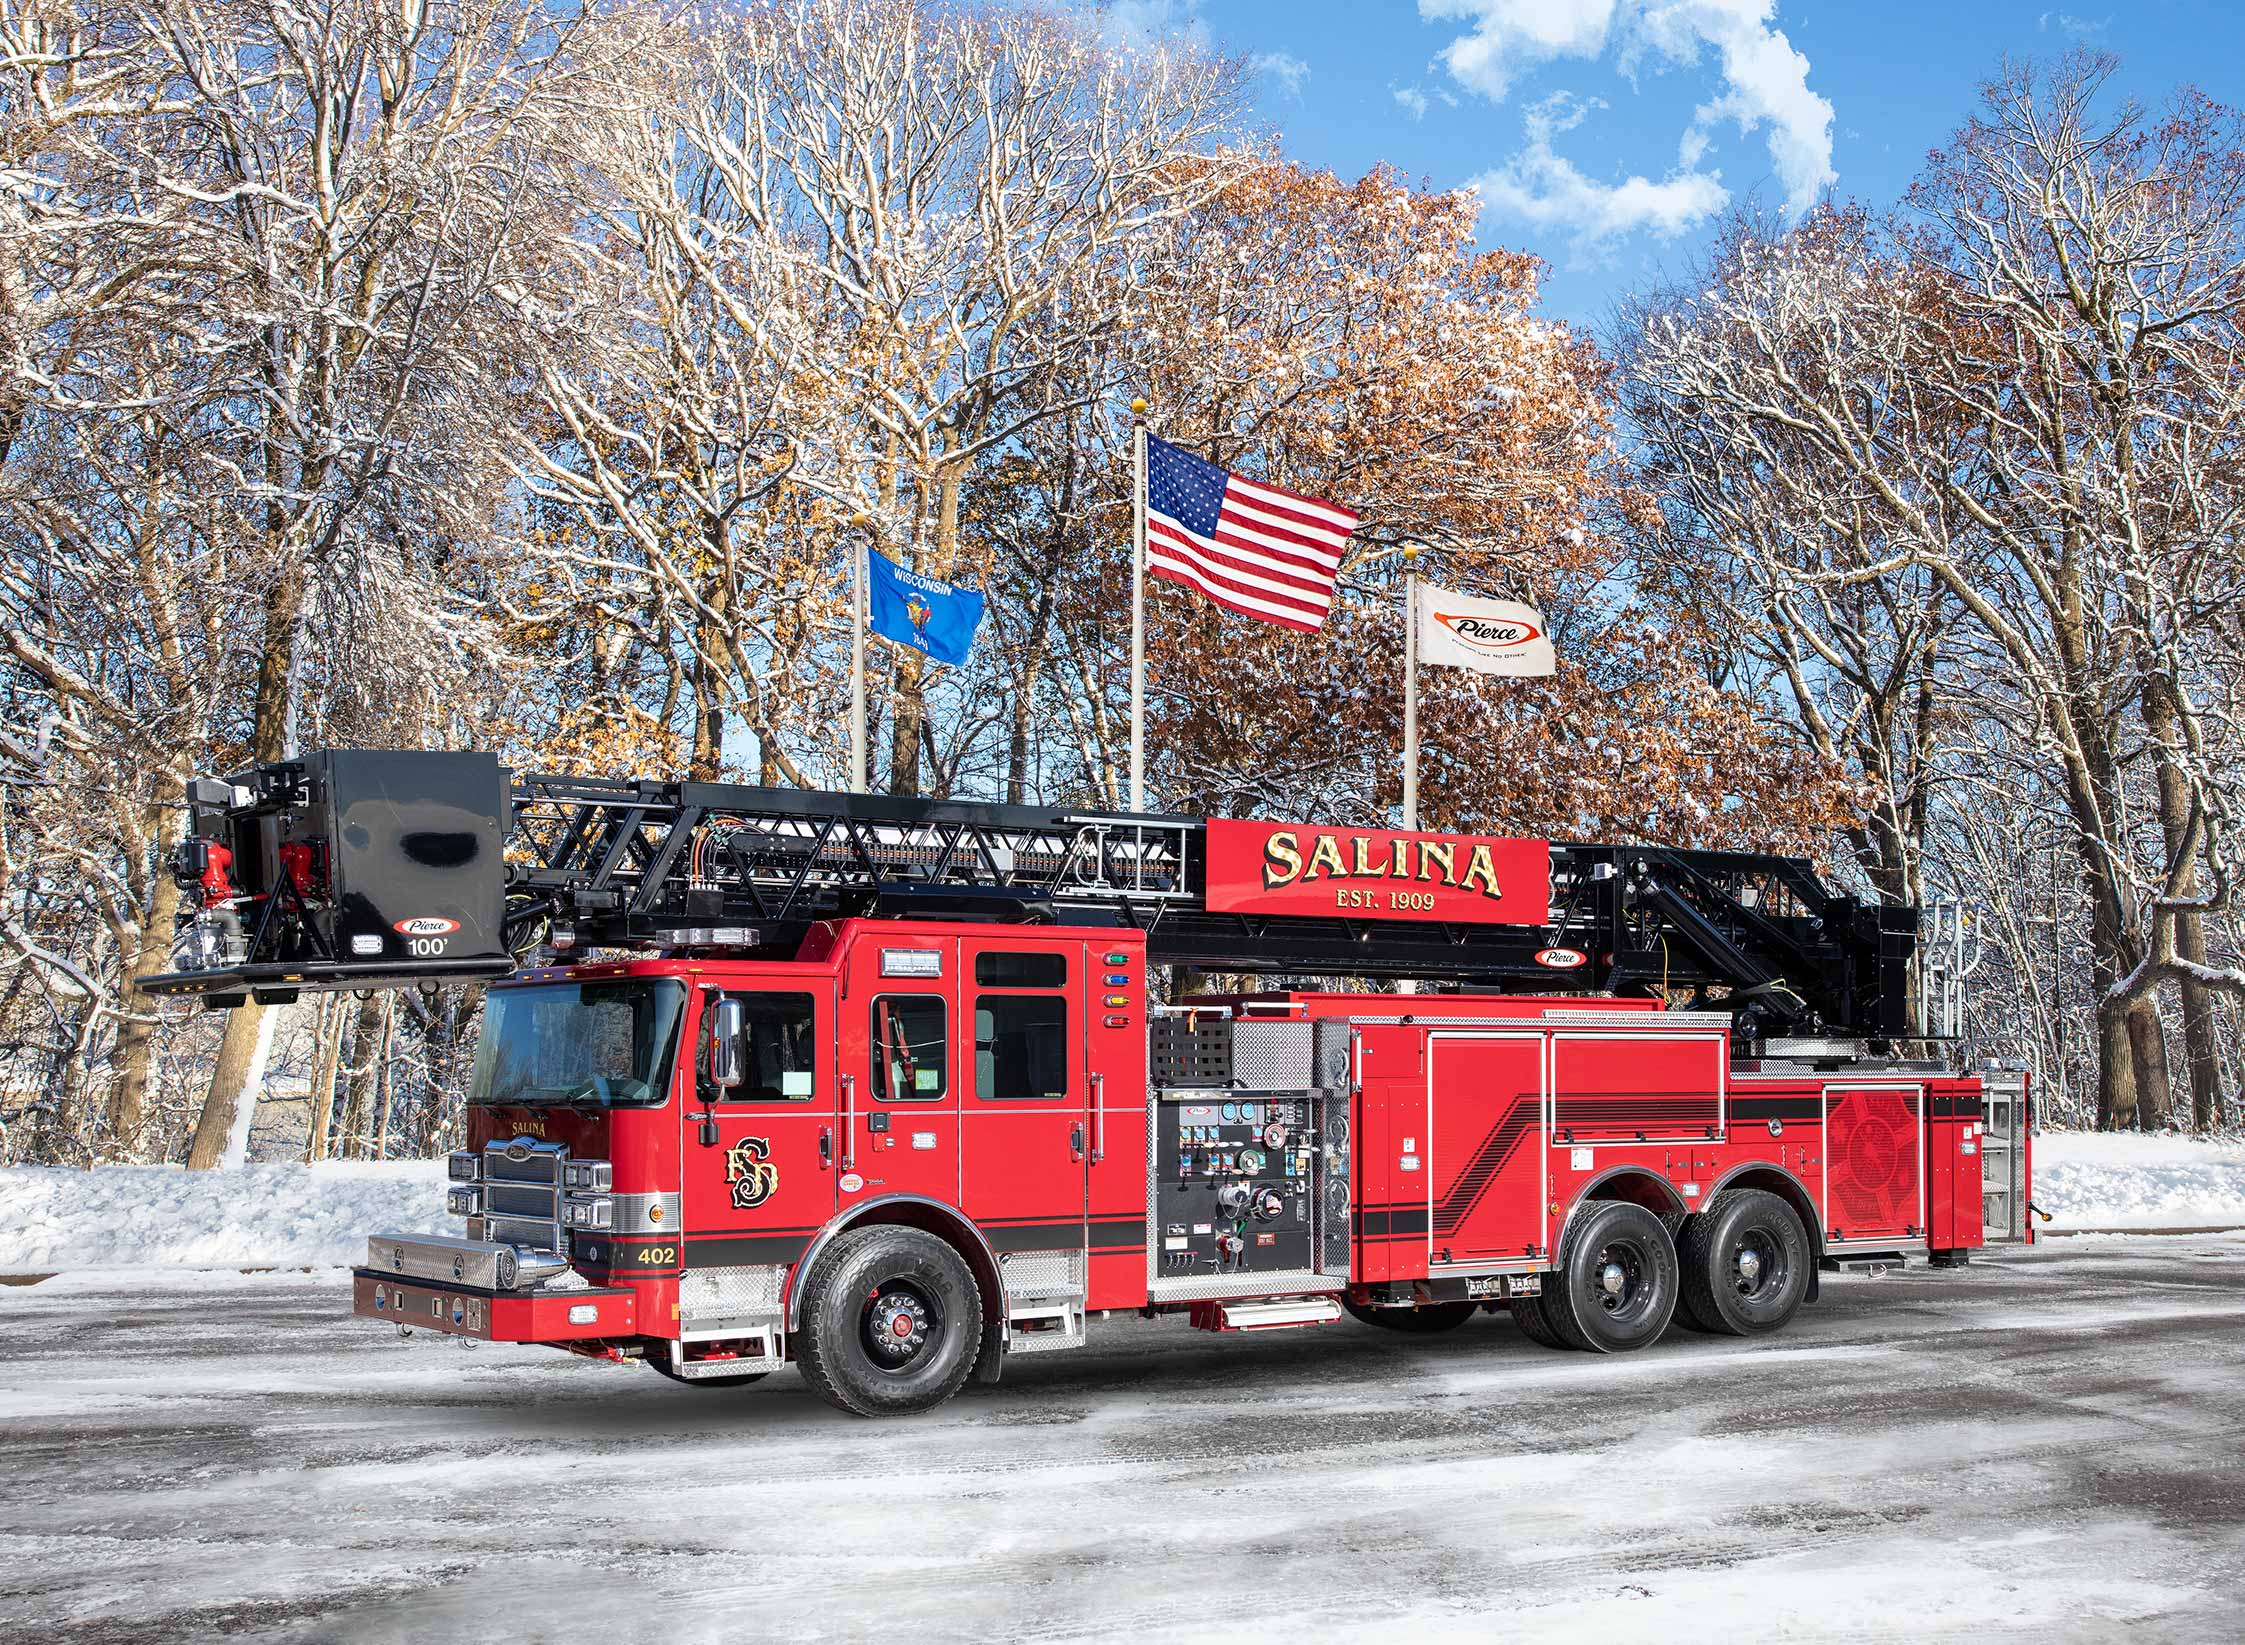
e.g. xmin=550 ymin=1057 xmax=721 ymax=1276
xmin=0 ymin=1161 xmax=442 ymax=1271
xmin=2032 ymin=1131 xmax=2245 ymax=1230
xmin=4 ymin=1132 xmax=2243 ymax=1275
xmin=1 ymin=1237 xmax=2241 ymax=1642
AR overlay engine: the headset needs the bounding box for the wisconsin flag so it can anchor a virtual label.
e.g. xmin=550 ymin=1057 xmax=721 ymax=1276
xmin=867 ymin=554 xmax=983 ymax=667
xmin=1414 ymin=582 xmax=1555 ymax=677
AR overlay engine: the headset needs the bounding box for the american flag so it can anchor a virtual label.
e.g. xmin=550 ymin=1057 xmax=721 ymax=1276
xmin=1144 ymin=434 xmax=1357 ymax=633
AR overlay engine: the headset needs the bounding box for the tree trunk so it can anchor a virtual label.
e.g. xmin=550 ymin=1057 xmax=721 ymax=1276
xmin=108 ymin=817 xmax=183 ymax=1158
xmin=2093 ymin=992 xmax=2136 ymax=1130
xmin=2143 ymin=672 xmax=2227 ymax=1130
xmin=184 ymin=561 xmax=307 ymax=1167
xmin=185 ymin=1003 xmax=271 ymax=1169
xmin=2125 ymin=1001 xmax=2174 ymax=1131
xmin=339 ymin=992 xmax=388 ymax=1159
xmin=303 ymin=994 xmax=345 ymax=1163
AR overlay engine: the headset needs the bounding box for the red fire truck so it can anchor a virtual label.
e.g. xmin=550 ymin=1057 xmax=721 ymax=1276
xmin=145 ymin=749 xmax=2031 ymax=1417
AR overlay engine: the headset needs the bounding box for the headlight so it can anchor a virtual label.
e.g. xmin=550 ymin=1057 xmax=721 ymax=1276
xmin=561 ymin=1160 xmax=612 ymax=1192
xmin=446 ymin=1186 xmax=482 ymax=1217
xmin=446 ymin=1151 xmax=481 ymax=1182
xmin=562 ymin=1194 xmax=613 ymax=1231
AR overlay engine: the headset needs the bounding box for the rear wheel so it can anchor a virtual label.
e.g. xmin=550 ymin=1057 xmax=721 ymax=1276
xmin=1544 ymin=1201 xmax=1679 ymax=1354
xmin=1507 ymin=1290 xmax=1568 ymax=1349
xmin=796 ymin=1226 xmax=983 ymax=1417
xmin=1343 ymin=1298 xmax=1477 ymax=1333
xmin=1677 ymin=1189 xmax=1811 ymax=1336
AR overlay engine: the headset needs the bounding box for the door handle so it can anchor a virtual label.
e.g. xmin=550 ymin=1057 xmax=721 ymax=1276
xmin=1070 ymin=1124 xmax=1085 ymax=1162
xmin=838 ymin=1075 xmax=856 ymax=1171
xmin=819 ymin=1127 xmax=832 ymax=1168
xmin=1089 ymin=1071 xmax=1106 ymax=1164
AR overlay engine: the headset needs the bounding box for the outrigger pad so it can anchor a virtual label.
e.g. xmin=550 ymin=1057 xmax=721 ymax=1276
xmin=140 ymin=748 xmax=516 ymax=1000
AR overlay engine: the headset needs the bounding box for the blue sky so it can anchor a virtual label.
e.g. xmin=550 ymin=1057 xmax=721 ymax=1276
xmin=1110 ymin=1 xmax=2245 ymax=333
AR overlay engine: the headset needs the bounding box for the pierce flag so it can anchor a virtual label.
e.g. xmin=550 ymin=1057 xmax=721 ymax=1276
xmin=1413 ymin=582 xmax=1555 ymax=677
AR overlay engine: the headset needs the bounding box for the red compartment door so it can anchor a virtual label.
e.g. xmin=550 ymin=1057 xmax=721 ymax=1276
xmin=1426 ymin=1032 xmax=1546 ymax=1266
xmin=1822 ymin=1084 xmax=1924 ymax=1243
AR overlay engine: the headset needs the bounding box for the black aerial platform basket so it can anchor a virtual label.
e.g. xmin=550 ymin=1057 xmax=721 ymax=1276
xmin=138 ymin=748 xmax=516 ymax=1005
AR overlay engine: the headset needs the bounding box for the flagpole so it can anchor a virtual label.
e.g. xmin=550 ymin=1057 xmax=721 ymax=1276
xmin=1128 ymin=398 xmax=1148 ymax=813
xmin=1402 ymin=543 xmax=1420 ymax=832
xmin=848 ymin=511 xmax=868 ymax=794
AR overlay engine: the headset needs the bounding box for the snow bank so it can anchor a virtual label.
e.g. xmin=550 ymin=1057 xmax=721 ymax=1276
xmin=0 ymin=1161 xmax=444 ymax=1272
xmin=2033 ymin=1131 xmax=2245 ymax=1230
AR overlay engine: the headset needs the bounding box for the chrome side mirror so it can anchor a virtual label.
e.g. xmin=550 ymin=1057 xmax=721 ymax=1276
xmin=706 ymin=997 xmax=745 ymax=1092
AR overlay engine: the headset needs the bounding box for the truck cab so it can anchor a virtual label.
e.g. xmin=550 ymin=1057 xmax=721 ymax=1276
xmin=363 ymin=920 xmax=1149 ymax=1406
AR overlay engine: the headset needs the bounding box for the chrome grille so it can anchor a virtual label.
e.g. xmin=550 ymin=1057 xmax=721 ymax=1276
xmin=485 ymin=1182 xmax=560 ymax=1220
xmin=476 ymin=1139 xmax=568 ymax=1253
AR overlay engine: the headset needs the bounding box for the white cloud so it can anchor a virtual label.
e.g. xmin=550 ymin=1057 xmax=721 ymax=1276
xmin=1424 ymin=0 xmax=1835 ymax=227
xmin=1465 ymin=90 xmax=1728 ymax=247
xmin=2042 ymin=11 xmax=2110 ymax=37
xmin=1252 ymin=51 xmax=1311 ymax=98
xmin=1394 ymin=84 xmax=1431 ymax=120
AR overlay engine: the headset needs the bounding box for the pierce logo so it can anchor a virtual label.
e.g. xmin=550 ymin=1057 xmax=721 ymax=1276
xmin=1533 ymin=947 xmax=1589 ymax=970
xmin=394 ymin=916 xmax=460 ymax=937
xmin=1436 ymin=613 xmax=1542 ymax=652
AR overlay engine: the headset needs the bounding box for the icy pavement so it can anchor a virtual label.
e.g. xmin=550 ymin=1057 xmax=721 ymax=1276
xmin=2 ymin=1239 xmax=2243 ymax=1643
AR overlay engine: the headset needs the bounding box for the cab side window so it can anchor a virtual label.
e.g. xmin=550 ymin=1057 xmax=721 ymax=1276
xmin=871 ymin=995 xmax=946 ymax=1101
xmin=707 ymin=991 xmax=818 ymax=1101
xmin=973 ymin=950 xmax=1070 ymax=1102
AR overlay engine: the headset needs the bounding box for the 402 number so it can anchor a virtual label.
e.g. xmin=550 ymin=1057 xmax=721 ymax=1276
xmin=631 ymin=1245 xmax=677 ymax=1267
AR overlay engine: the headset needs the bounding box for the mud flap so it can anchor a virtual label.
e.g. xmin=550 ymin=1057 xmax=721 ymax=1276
xmin=969 ymin=1320 xmax=1005 ymax=1385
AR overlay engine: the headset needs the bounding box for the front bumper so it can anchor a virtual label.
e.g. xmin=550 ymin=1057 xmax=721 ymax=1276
xmin=353 ymin=1270 xmax=637 ymax=1342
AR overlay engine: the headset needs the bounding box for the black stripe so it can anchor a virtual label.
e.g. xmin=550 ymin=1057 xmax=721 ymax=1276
xmin=681 ymin=1234 xmax=814 ymax=1268
xmin=1730 ymin=1097 xmax=1823 ymax=1122
xmin=1359 ymin=1207 xmax=1430 ymax=1238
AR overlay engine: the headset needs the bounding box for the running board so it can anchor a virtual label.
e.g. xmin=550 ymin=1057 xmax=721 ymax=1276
xmin=1820 ymin=1253 xmax=1910 ymax=1274
xmin=1004 ymin=1297 xmax=1086 ymax=1353
xmin=1189 ymin=1297 xmax=1344 ymax=1333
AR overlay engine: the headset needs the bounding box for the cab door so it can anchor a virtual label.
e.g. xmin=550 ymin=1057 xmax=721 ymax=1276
xmin=959 ymin=936 xmax=1087 ymax=1259
xmin=838 ymin=936 xmax=961 ymax=1211
xmin=685 ymin=983 xmax=837 ymax=1278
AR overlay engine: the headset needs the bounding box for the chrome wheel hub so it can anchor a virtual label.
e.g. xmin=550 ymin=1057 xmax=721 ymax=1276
xmin=1598 ymin=1261 xmax=1628 ymax=1297
xmin=1736 ymin=1247 xmax=1763 ymax=1286
xmin=864 ymin=1286 xmax=934 ymax=1367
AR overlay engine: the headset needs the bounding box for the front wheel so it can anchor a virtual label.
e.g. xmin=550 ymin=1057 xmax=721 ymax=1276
xmin=1544 ymin=1201 xmax=1679 ymax=1354
xmin=796 ymin=1226 xmax=983 ymax=1417
xmin=1676 ymin=1189 xmax=1811 ymax=1336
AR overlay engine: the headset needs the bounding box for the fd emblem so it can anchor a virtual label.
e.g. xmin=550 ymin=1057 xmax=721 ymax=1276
xmin=725 ymin=1137 xmax=779 ymax=1210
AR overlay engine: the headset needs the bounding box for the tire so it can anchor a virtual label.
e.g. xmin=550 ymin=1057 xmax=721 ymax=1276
xmin=1543 ymin=1201 xmax=1680 ymax=1354
xmin=1677 ymin=1189 xmax=1811 ymax=1337
xmin=1343 ymin=1298 xmax=1477 ymax=1333
xmin=648 ymin=1345 xmax=768 ymax=1389
xmin=1507 ymin=1290 xmax=1568 ymax=1349
xmin=795 ymin=1225 xmax=983 ymax=1418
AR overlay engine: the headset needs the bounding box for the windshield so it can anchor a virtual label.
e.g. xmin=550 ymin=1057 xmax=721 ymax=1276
xmin=469 ymin=980 xmax=686 ymax=1108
